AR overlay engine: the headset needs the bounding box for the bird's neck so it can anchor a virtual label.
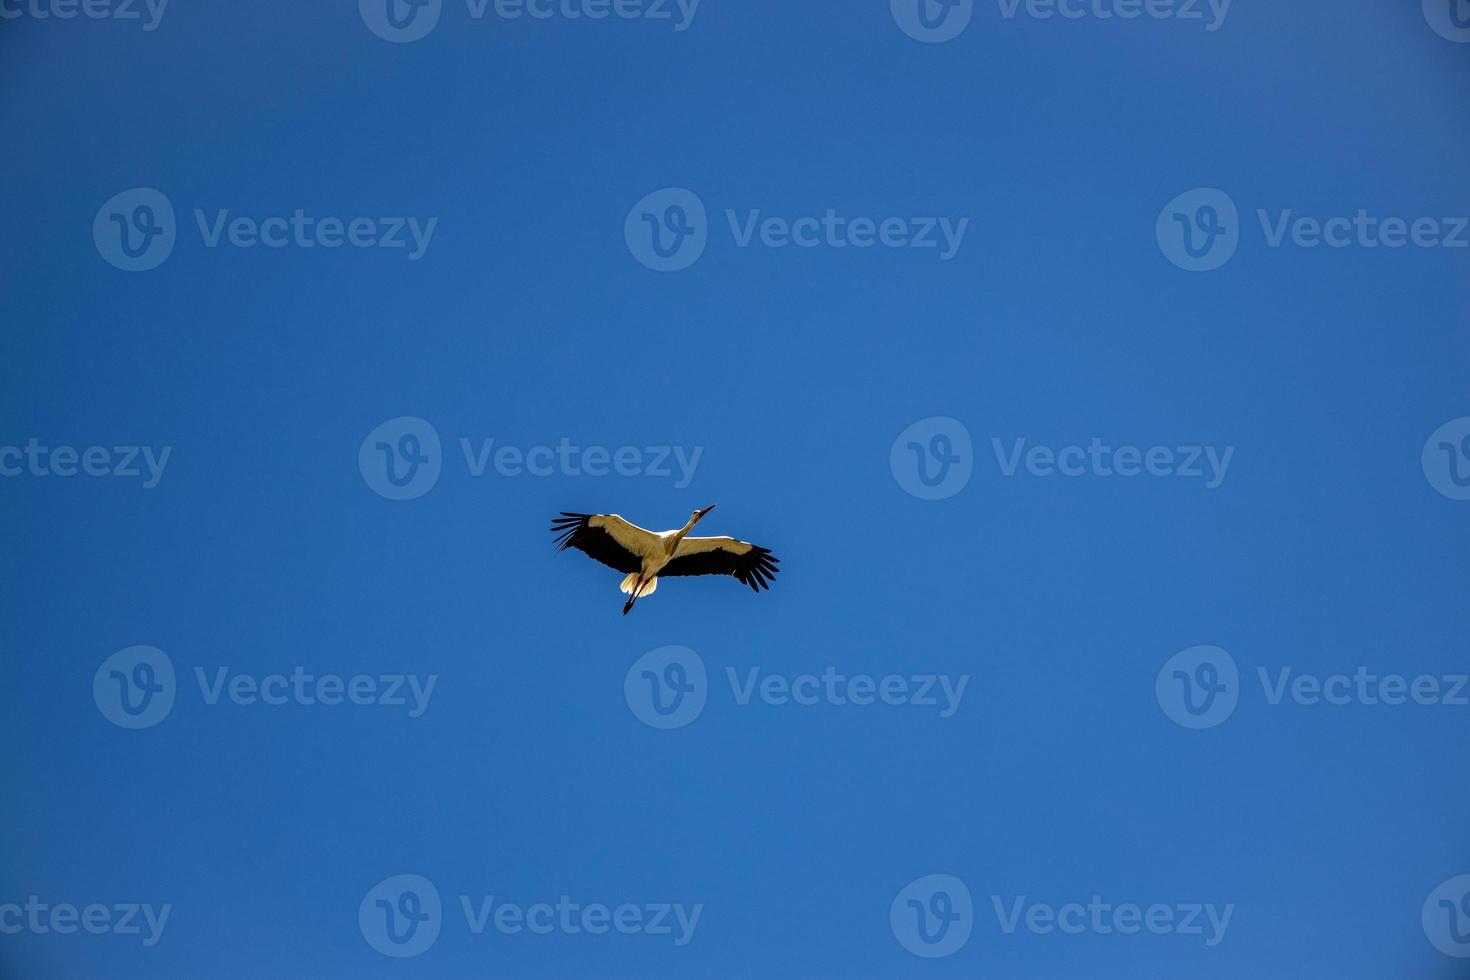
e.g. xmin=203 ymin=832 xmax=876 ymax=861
xmin=666 ymin=517 xmax=700 ymax=551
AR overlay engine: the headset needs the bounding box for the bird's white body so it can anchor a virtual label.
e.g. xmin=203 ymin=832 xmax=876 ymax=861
xmin=618 ymin=528 xmax=681 ymax=597
xmin=594 ymin=514 xmax=730 ymax=597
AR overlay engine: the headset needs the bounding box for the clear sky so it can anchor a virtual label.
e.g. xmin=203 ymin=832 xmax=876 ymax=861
xmin=3 ymin=1 xmax=1470 ymax=977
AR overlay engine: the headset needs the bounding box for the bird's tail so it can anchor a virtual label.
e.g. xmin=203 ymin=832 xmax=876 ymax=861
xmin=619 ymin=573 xmax=657 ymax=597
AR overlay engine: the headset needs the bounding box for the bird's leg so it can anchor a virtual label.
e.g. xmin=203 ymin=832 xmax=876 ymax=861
xmin=617 ymin=570 xmax=646 ymax=617
xmin=622 ymin=578 xmax=641 ymax=616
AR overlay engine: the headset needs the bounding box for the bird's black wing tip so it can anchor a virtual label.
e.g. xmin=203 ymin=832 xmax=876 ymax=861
xmin=551 ymin=513 xmax=591 ymax=549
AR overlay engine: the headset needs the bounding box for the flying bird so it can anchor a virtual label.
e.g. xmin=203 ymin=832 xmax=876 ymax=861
xmin=551 ymin=506 xmax=780 ymax=615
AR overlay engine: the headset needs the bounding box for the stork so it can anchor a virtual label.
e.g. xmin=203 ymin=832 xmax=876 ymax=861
xmin=550 ymin=507 xmax=780 ymax=615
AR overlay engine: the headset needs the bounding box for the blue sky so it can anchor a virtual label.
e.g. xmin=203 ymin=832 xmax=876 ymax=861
xmin=3 ymin=1 xmax=1469 ymax=977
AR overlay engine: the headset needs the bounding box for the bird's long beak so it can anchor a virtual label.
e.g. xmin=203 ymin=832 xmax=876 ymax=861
xmin=697 ymin=504 xmax=716 ymax=519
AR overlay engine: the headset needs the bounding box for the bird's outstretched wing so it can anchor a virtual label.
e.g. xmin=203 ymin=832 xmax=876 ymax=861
xmin=550 ymin=513 xmax=655 ymax=574
xmin=660 ymin=536 xmax=780 ymax=592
